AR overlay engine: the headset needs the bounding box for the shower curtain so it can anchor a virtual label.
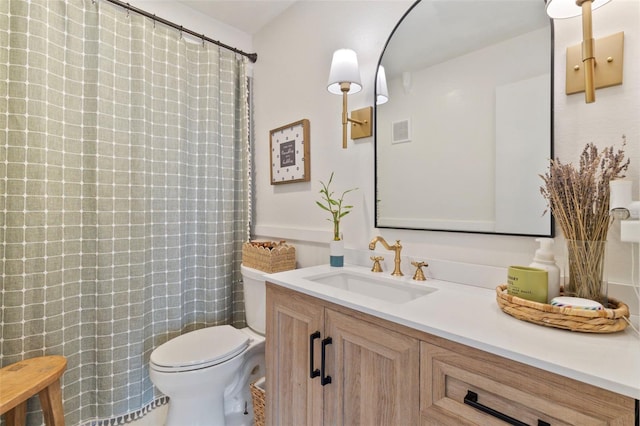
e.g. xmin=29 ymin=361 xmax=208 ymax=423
xmin=1 ymin=1 xmax=250 ymax=425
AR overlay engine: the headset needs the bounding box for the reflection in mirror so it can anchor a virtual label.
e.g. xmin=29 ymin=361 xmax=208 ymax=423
xmin=375 ymin=0 xmax=554 ymax=236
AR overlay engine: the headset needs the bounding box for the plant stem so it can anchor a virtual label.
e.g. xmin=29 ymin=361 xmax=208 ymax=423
xmin=333 ymin=214 xmax=340 ymax=241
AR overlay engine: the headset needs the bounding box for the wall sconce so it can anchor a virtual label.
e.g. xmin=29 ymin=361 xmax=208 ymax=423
xmin=327 ymin=49 xmax=373 ymax=149
xmin=545 ymin=0 xmax=624 ymax=103
xmin=376 ymin=65 xmax=389 ymax=105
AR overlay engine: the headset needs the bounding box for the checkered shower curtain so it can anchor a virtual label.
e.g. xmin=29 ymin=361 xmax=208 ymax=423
xmin=0 ymin=1 xmax=250 ymax=424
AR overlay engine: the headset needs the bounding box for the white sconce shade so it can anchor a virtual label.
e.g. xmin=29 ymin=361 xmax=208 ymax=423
xmin=327 ymin=49 xmax=362 ymax=95
xmin=376 ymin=65 xmax=389 ymax=105
xmin=326 ymin=48 xmax=371 ymax=149
xmin=545 ymin=0 xmax=611 ymax=18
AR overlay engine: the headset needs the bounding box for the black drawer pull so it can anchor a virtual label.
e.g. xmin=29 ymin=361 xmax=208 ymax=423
xmin=309 ymin=331 xmax=321 ymax=379
xmin=464 ymin=390 xmax=550 ymax=426
xmin=321 ymin=337 xmax=332 ymax=386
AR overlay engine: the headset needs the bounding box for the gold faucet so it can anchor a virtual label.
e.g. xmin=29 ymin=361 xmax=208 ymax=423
xmin=370 ymin=256 xmax=384 ymax=273
xmin=369 ymin=236 xmax=403 ymax=276
xmin=411 ymin=261 xmax=428 ymax=281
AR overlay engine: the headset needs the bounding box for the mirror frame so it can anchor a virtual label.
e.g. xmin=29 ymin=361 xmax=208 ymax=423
xmin=374 ymin=0 xmax=555 ymax=237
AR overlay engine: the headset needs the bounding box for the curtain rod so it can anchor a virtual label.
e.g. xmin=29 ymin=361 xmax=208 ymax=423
xmin=102 ymin=0 xmax=258 ymax=63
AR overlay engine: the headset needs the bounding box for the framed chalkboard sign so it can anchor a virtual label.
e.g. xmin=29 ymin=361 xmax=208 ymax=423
xmin=269 ymin=119 xmax=310 ymax=185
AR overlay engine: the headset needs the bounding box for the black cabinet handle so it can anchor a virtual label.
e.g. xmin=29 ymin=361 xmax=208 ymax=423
xmin=321 ymin=337 xmax=332 ymax=386
xmin=464 ymin=390 xmax=550 ymax=426
xmin=309 ymin=331 xmax=321 ymax=379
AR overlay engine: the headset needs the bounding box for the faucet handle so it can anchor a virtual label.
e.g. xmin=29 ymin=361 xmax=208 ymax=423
xmin=370 ymin=256 xmax=384 ymax=273
xmin=411 ymin=261 xmax=428 ymax=281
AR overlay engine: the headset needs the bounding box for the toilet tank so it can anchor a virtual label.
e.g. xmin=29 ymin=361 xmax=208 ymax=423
xmin=241 ymin=265 xmax=266 ymax=335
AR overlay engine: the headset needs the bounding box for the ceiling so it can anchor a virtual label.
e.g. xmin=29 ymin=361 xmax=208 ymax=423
xmin=178 ymin=1 xmax=297 ymax=34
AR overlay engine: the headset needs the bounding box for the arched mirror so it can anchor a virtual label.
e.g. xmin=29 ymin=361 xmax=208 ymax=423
xmin=375 ymin=0 xmax=554 ymax=236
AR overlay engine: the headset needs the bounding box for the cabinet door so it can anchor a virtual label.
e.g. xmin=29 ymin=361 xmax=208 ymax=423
xmin=324 ymin=309 xmax=420 ymax=426
xmin=266 ymin=284 xmax=324 ymax=426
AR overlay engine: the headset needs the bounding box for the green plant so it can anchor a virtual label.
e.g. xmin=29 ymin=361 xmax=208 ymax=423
xmin=316 ymin=172 xmax=358 ymax=241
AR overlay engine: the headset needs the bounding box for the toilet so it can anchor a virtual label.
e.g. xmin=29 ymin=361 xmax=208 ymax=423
xmin=149 ymin=265 xmax=267 ymax=426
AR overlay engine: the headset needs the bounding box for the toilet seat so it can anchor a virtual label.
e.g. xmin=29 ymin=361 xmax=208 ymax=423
xmin=150 ymin=325 xmax=250 ymax=373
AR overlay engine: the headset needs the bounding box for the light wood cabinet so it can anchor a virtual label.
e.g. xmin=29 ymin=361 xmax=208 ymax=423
xmin=420 ymin=341 xmax=636 ymax=425
xmin=266 ymin=284 xmax=420 ymax=426
xmin=266 ymin=284 xmax=324 ymax=426
xmin=267 ymin=283 xmax=638 ymax=426
xmin=323 ymin=308 xmax=420 ymax=425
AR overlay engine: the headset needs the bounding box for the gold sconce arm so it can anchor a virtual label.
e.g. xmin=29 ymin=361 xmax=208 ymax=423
xmin=341 ymin=87 xmax=349 ymax=149
xmin=550 ymin=0 xmax=624 ymax=104
xmin=580 ymin=0 xmax=596 ymax=103
xmin=338 ymin=83 xmax=372 ymax=149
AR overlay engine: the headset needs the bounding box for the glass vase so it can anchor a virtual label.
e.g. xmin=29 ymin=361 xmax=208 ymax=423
xmin=564 ymin=239 xmax=608 ymax=306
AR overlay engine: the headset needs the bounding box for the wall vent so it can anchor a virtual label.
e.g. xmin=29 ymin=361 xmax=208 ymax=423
xmin=392 ymin=119 xmax=411 ymax=144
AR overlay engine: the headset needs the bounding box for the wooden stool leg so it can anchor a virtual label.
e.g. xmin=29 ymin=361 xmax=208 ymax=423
xmin=38 ymin=379 xmax=65 ymax=426
xmin=4 ymin=400 xmax=27 ymax=426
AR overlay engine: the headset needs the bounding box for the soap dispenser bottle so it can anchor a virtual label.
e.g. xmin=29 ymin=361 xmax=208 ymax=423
xmin=529 ymin=238 xmax=561 ymax=303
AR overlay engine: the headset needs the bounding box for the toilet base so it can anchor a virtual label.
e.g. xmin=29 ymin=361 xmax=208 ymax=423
xmin=161 ymin=400 xmax=254 ymax=426
xmin=225 ymin=410 xmax=255 ymax=426
xmin=164 ymin=392 xmax=226 ymax=426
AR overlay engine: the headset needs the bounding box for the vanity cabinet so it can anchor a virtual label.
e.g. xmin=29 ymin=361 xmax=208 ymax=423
xmin=266 ymin=283 xmax=638 ymax=426
xmin=266 ymin=284 xmax=324 ymax=425
xmin=266 ymin=284 xmax=420 ymax=426
xmin=420 ymin=341 xmax=636 ymax=425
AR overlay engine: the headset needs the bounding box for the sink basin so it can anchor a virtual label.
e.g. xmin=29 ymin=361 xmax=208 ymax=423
xmin=305 ymin=270 xmax=436 ymax=304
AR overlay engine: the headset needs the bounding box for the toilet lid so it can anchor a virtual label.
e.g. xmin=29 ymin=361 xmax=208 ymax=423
xmin=150 ymin=325 xmax=250 ymax=372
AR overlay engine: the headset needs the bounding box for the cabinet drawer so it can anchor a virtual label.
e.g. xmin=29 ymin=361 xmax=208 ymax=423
xmin=420 ymin=341 xmax=636 ymax=426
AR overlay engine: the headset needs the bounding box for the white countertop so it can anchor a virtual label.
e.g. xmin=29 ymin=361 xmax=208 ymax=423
xmin=266 ymin=264 xmax=640 ymax=400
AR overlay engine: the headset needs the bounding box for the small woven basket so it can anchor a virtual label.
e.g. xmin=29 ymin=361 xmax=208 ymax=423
xmin=250 ymin=377 xmax=266 ymax=426
xmin=242 ymin=241 xmax=296 ymax=273
xmin=496 ymin=284 xmax=630 ymax=333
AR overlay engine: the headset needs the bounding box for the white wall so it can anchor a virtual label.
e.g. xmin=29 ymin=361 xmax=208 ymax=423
xmin=127 ymin=1 xmax=253 ymax=53
xmin=119 ymin=0 xmax=639 ymax=296
xmin=252 ymin=0 xmax=640 ymax=291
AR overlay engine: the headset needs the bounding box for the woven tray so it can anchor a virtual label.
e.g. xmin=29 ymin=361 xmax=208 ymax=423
xmin=242 ymin=241 xmax=296 ymax=273
xmin=496 ymin=284 xmax=630 ymax=333
xmin=250 ymin=377 xmax=266 ymax=426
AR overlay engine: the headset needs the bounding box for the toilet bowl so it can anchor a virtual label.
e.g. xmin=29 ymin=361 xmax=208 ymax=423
xmin=149 ymin=265 xmax=267 ymax=426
